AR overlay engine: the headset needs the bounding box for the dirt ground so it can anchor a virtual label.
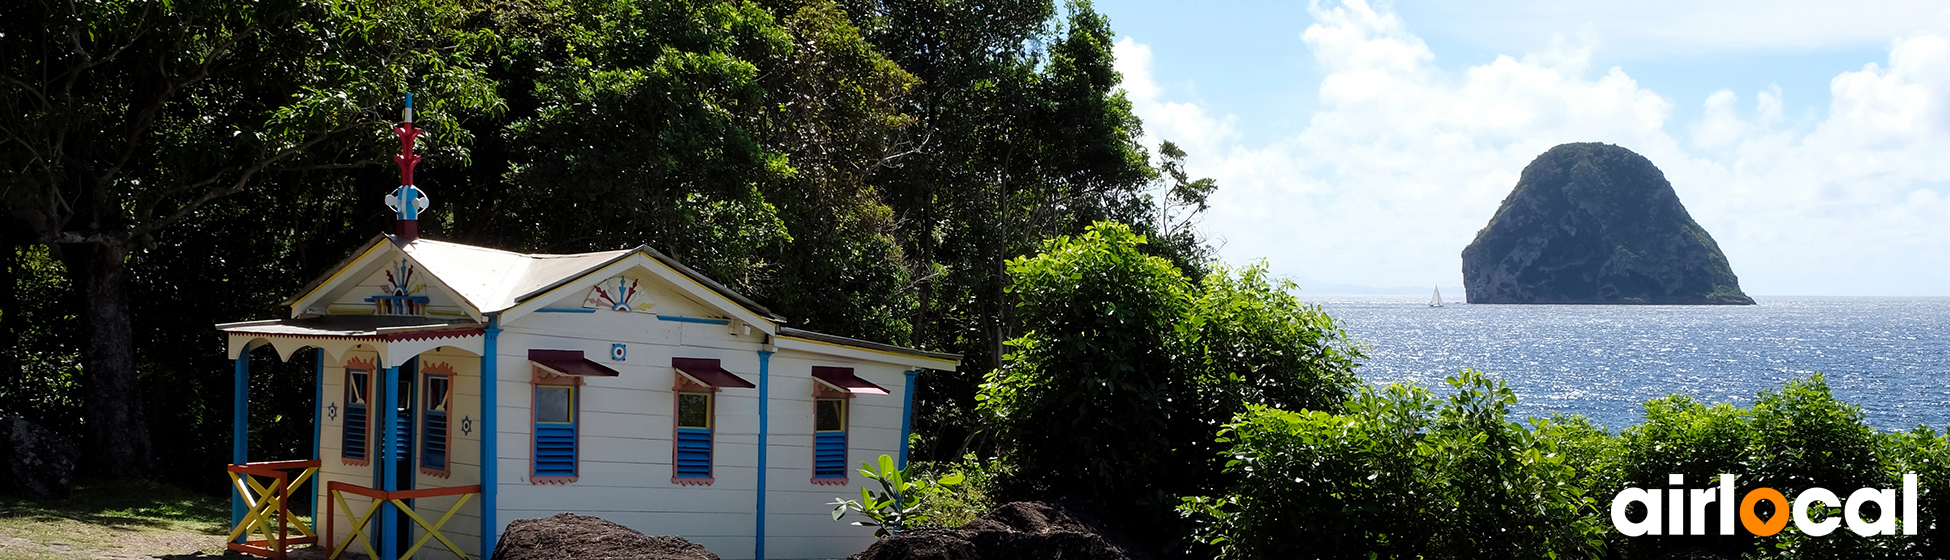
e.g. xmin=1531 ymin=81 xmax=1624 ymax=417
xmin=849 ymin=501 xmax=1150 ymax=560
xmin=489 ymin=513 xmax=718 ymax=560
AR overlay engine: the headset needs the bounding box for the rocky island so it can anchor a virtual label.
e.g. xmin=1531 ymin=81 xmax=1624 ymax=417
xmin=1462 ymin=143 xmax=1754 ymax=305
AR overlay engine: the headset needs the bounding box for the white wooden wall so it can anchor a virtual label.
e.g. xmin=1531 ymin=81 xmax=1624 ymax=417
xmin=487 ymin=291 xmax=911 ymax=559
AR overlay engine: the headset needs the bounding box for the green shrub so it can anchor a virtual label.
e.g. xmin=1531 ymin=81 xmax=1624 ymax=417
xmin=909 ymin=454 xmax=1010 ymax=528
xmin=979 ymin=222 xmax=1363 ymax=543
xmin=830 ymin=454 xmax=964 ymax=537
xmin=1186 ymin=371 xmax=1608 ymax=560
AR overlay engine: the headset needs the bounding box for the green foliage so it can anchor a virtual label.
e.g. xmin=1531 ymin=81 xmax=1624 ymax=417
xmin=1601 ymin=375 xmax=1898 ymax=559
xmin=1186 ymin=372 xmax=1945 ymax=560
xmin=830 ymin=454 xmax=964 ymax=537
xmin=1184 ymin=372 xmax=1607 ymax=560
xmin=908 ymin=454 xmax=1010 ymax=528
xmin=979 ymin=221 xmax=1361 ymax=551
xmin=980 ymin=221 xmax=1190 ymax=503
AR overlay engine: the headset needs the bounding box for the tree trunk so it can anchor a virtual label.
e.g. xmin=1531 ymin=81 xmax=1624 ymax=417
xmin=59 ymin=241 xmax=154 ymax=478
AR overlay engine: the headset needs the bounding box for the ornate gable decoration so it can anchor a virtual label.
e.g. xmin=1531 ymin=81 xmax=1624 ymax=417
xmin=366 ymin=259 xmax=429 ymax=316
xmin=583 ymin=275 xmax=655 ymax=313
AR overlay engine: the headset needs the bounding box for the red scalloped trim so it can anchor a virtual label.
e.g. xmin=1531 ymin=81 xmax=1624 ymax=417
xmin=341 ymin=457 xmax=370 ymax=467
xmin=420 ymin=467 xmax=452 ymax=479
xmin=811 ymin=477 xmax=849 ymax=486
xmin=531 ymin=476 xmax=578 ymax=485
xmin=672 ymin=477 xmax=714 ymax=486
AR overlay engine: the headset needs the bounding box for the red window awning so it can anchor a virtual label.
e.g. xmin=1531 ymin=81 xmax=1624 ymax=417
xmin=811 ymin=366 xmax=888 ymax=395
xmin=529 ymin=349 xmax=620 ymax=377
xmin=673 ymin=357 xmax=755 ymax=389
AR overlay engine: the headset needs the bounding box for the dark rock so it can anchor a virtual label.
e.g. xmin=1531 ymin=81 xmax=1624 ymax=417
xmin=0 ymin=415 xmax=80 ymax=499
xmin=849 ymin=501 xmax=1150 ymax=560
xmin=489 ymin=512 xmax=719 ymax=560
xmin=1462 ymin=143 xmax=1754 ymax=305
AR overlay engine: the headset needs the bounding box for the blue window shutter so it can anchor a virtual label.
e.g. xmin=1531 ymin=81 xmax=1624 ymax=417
xmin=394 ymin=408 xmax=413 ymax=458
xmin=422 ymin=411 xmax=447 ymax=470
xmin=675 ymin=428 xmax=712 ymax=478
xmin=344 ymin=405 xmax=368 ymax=460
xmin=534 ymin=423 xmax=577 ymax=477
xmin=814 ymin=432 xmax=847 ymax=478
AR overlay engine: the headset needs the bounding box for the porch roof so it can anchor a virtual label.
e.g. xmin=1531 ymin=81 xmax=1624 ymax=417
xmin=217 ymin=315 xmax=485 ymax=339
xmin=217 ymin=316 xmax=485 ymax=364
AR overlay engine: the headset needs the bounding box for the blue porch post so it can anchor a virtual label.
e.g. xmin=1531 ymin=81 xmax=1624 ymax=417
xmin=482 ymin=316 xmax=501 ymax=555
xmin=898 ymin=370 xmax=918 ymax=469
xmin=381 ymin=364 xmax=400 ymax=560
xmin=755 ymin=349 xmax=773 ymax=560
xmin=231 ymin=346 xmax=251 ymax=534
xmin=312 ymin=348 xmax=325 ymax=520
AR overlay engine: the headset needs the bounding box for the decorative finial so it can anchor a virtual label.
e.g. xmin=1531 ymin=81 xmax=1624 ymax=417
xmin=387 ymin=92 xmax=429 ymax=241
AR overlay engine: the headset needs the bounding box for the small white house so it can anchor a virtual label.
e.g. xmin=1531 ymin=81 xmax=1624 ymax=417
xmin=215 ymin=107 xmax=957 ymax=560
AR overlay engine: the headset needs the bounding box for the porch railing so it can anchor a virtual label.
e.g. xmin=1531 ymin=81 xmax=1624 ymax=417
xmin=326 ymin=481 xmax=481 ymax=560
xmin=226 ymin=459 xmax=321 ymax=559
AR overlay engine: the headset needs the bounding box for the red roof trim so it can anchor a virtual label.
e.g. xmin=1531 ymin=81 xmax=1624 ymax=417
xmin=672 ymin=358 xmax=755 ymax=389
xmin=811 ymin=366 xmax=889 ymax=395
xmin=381 ymin=327 xmax=484 ymax=342
xmin=528 ymin=349 xmax=620 ymax=377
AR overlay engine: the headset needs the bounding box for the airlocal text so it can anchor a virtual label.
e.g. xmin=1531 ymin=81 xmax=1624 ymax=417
xmin=1611 ymin=474 xmax=1920 ymax=537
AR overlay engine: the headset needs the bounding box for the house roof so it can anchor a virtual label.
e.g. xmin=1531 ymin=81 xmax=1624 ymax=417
xmin=269 ymin=234 xmax=959 ymax=366
xmin=285 ymin=235 xmax=782 ymax=321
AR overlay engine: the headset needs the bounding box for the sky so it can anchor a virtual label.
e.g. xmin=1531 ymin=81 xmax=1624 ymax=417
xmin=1092 ymin=0 xmax=1950 ymax=296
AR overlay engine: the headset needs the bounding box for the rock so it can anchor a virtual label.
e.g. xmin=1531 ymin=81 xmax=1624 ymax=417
xmin=1462 ymin=143 xmax=1754 ymax=305
xmin=849 ymin=501 xmax=1150 ymax=560
xmin=0 ymin=415 xmax=80 ymax=499
xmin=489 ymin=512 xmax=719 ymax=560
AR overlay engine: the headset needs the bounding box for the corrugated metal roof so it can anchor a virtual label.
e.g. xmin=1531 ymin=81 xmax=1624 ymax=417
xmin=399 ymin=238 xmax=626 ymax=313
xmin=779 ymin=327 xmax=962 ymax=362
xmin=263 ymin=234 xmax=956 ymax=364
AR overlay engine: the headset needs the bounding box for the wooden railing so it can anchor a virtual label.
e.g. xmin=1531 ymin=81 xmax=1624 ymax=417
xmin=326 ymin=481 xmax=481 ymax=560
xmin=226 ymin=459 xmax=321 ymax=559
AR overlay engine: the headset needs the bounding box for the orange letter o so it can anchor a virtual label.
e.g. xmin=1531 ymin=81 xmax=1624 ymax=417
xmin=1740 ymin=488 xmax=1790 ymax=536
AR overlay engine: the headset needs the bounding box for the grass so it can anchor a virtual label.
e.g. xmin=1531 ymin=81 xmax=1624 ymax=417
xmin=0 ymin=479 xmax=235 ymax=560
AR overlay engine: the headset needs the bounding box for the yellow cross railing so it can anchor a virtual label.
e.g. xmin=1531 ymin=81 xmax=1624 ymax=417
xmin=327 ymin=481 xmax=481 ymax=560
xmin=226 ymin=460 xmax=321 ymax=559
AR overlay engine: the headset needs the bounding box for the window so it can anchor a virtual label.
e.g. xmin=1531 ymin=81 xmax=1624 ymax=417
xmin=674 ymin=392 xmax=713 ymax=481
xmin=809 ymin=366 xmax=883 ymax=484
xmin=532 ymin=382 xmax=579 ymax=482
xmin=813 ymin=398 xmax=847 ymax=481
xmin=669 ymin=357 xmax=750 ymax=485
xmin=343 ymin=368 xmax=371 ymax=464
xmin=421 ymin=372 xmax=451 ymax=475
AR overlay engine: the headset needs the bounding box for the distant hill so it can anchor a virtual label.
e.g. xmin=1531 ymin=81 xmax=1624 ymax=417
xmin=1461 ymin=143 xmax=1754 ymax=305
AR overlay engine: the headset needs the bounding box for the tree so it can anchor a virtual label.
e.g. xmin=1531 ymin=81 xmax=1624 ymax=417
xmin=840 ymin=0 xmax=1172 ymax=461
xmin=0 ymin=0 xmax=499 ymax=475
xmin=979 ymin=221 xmax=1364 ymax=548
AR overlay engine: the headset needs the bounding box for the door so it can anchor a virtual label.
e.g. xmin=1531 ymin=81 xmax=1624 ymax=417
xmin=371 ymin=358 xmax=417 ymax=557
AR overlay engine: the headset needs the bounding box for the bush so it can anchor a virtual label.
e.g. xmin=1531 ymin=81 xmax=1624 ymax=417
xmin=978 ymin=223 xmax=1363 ymax=527
xmin=1186 ymin=371 xmax=1607 ymax=560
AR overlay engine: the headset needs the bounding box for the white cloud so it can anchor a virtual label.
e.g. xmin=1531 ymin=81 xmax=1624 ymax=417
xmin=1115 ymin=0 xmax=1950 ymax=295
xmin=1406 ymin=0 xmax=1950 ymax=56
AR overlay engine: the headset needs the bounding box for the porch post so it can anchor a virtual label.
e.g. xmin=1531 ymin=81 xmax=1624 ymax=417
xmin=755 ymin=348 xmax=773 ymax=560
xmin=381 ymin=364 xmax=400 ymax=560
xmin=482 ymin=316 xmax=501 ymax=555
xmin=231 ymin=345 xmax=251 ymax=534
xmin=312 ymin=348 xmax=325 ymax=520
xmin=898 ymin=370 xmax=918 ymax=470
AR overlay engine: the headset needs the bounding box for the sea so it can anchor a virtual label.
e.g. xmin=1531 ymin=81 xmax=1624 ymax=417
xmin=1307 ymin=296 xmax=1950 ymax=433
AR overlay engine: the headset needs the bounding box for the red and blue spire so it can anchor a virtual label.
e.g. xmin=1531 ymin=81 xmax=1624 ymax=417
xmin=386 ymin=92 xmax=431 ymax=241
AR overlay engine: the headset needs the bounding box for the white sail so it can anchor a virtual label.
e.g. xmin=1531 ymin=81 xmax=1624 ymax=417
xmin=1430 ymin=287 xmax=1443 ymax=307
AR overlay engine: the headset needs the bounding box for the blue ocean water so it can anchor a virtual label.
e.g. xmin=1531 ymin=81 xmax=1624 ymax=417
xmin=1309 ymin=296 xmax=1950 ymax=432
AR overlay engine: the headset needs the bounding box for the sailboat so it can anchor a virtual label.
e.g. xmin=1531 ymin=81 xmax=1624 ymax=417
xmin=1430 ymin=287 xmax=1443 ymax=307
